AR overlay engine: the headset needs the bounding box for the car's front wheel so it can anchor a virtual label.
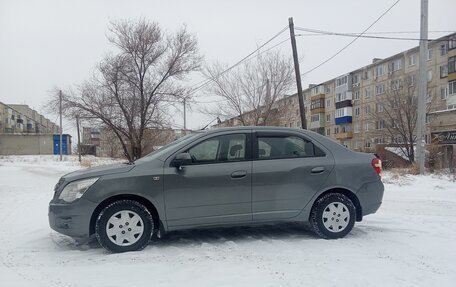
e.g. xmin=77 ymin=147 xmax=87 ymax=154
xmin=95 ymin=200 xmax=153 ymax=252
xmin=310 ymin=193 xmax=356 ymax=239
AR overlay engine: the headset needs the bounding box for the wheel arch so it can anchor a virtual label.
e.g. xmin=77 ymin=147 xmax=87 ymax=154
xmin=89 ymin=194 xmax=161 ymax=236
xmin=311 ymin=187 xmax=363 ymax=222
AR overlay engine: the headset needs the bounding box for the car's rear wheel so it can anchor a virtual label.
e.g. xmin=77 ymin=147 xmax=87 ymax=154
xmin=310 ymin=193 xmax=356 ymax=239
xmin=95 ymin=200 xmax=153 ymax=252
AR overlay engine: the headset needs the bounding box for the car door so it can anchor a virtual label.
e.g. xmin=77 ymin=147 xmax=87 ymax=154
xmin=163 ymin=132 xmax=253 ymax=228
xmin=252 ymin=131 xmax=334 ymax=221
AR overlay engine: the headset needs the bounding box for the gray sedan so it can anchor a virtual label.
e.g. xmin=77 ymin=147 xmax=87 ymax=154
xmin=49 ymin=127 xmax=384 ymax=252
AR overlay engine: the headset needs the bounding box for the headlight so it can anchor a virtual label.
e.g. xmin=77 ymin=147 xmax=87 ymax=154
xmin=59 ymin=177 xmax=99 ymax=203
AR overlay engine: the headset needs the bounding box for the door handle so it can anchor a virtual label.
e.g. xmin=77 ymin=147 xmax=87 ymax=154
xmin=231 ymin=170 xmax=247 ymax=179
xmin=311 ymin=167 xmax=325 ymax=174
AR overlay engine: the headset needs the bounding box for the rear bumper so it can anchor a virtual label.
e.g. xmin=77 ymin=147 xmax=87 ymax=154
xmin=48 ymin=198 xmax=97 ymax=239
xmin=357 ymin=180 xmax=384 ymax=216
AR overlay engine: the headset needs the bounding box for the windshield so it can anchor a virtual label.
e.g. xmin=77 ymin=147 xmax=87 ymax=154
xmin=135 ymin=132 xmax=201 ymax=163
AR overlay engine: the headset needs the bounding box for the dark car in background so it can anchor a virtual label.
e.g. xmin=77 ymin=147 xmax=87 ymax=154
xmin=49 ymin=127 xmax=384 ymax=252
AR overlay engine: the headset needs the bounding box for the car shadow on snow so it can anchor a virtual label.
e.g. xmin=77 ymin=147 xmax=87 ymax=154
xmin=154 ymin=222 xmax=320 ymax=247
xmin=51 ymin=223 xmax=321 ymax=251
xmin=51 ymin=222 xmax=379 ymax=252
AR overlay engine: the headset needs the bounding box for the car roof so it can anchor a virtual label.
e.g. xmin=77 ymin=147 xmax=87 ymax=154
xmin=204 ymin=126 xmax=308 ymax=134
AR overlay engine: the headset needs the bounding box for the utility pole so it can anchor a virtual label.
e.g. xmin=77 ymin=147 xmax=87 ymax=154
xmin=76 ymin=115 xmax=81 ymax=162
xmin=416 ymin=0 xmax=428 ymax=174
xmin=183 ymin=97 xmax=187 ymax=130
xmin=59 ymin=90 xmax=63 ymax=161
xmin=288 ymin=17 xmax=306 ymax=129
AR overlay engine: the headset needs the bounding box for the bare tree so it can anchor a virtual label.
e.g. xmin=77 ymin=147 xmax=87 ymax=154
xmin=47 ymin=19 xmax=202 ymax=161
xmin=369 ymin=75 xmax=433 ymax=162
xmin=202 ymin=51 xmax=294 ymax=126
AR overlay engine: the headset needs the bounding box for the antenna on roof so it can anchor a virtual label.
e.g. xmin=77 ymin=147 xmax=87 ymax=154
xmin=201 ymin=116 xmax=220 ymax=130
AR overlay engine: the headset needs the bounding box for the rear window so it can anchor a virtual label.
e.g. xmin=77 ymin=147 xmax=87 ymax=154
xmin=257 ymin=136 xmax=325 ymax=160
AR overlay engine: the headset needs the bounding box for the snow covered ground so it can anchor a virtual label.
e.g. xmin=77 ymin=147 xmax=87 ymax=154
xmin=0 ymin=156 xmax=455 ymax=287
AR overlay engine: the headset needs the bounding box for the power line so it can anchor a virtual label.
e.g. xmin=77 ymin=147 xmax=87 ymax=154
xmin=189 ymin=37 xmax=291 ymax=106
xmin=295 ymin=29 xmax=454 ymax=36
xmin=300 ymin=0 xmax=402 ymax=77
xmin=187 ymin=26 xmax=289 ymax=97
xmin=295 ymin=27 xmax=455 ymax=41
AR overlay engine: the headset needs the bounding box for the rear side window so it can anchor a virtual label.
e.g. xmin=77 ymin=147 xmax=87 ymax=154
xmin=188 ymin=134 xmax=247 ymax=164
xmin=257 ymin=136 xmax=324 ymax=160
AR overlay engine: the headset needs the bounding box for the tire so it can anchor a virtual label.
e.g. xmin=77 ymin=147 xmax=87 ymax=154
xmin=310 ymin=193 xmax=356 ymax=239
xmin=95 ymin=200 xmax=153 ymax=253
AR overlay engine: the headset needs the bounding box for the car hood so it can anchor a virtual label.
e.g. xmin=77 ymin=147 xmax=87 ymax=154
xmin=62 ymin=163 xmax=136 ymax=182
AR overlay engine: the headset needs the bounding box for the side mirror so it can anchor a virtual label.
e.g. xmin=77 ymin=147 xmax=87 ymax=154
xmin=173 ymin=152 xmax=192 ymax=169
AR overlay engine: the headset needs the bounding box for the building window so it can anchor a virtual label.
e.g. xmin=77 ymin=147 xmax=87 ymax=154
xmin=335 ymin=91 xmax=352 ymax=102
xmin=334 ymin=127 xmax=339 ymax=134
xmin=365 ymin=122 xmax=370 ymax=131
xmin=449 ymin=36 xmax=456 ymax=50
xmin=376 ymin=120 xmax=385 ymax=130
xmin=449 ymin=81 xmax=456 ymax=95
xmin=375 ymin=65 xmax=384 ymax=77
xmin=311 ymin=99 xmax=325 ymax=109
xmin=336 ymin=109 xmax=344 ymax=118
xmin=390 ymin=59 xmax=402 ymax=72
xmin=408 ymin=54 xmax=417 ymax=66
xmin=353 ymin=74 xmax=359 ymax=84
xmin=354 ymin=91 xmax=360 ymax=100
xmin=364 ymin=87 xmax=371 ymax=99
xmin=326 ymin=114 xmax=331 ymax=122
xmin=354 ymin=107 xmax=360 ymax=117
xmin=375 ymin=84 xmax=385 ymax=95
xmin=440 ymin=65 xmax=448 ymax=78
xmin=440 ymin=87 xmax=448 ymax=100
xmin=354 ymin=123 xmax=360 ymax=133
xmin=448 ymin=56 xmax=456 ymax=74
xmin=326 ymin=99 xmax=331 ymax=107
xmin=408 ymin=75 xmax=416 ymax=86
xmin=311 ymin=85 xmax=325 ymax=96
xmin=336 ymin=76 xmax=348 ymax=87
xmin=326 ymin=128 xmax=330 ymax=136
xmin=427 ymin=70 xmax=433 ymax=82
xmin=390 ymin=79 xmax=402 ymax=90
xmin=311 ymin=114 xmax=320 ymax=122
xmin=440 ymin=44 xmax=448 ymax=56
xmin=376 ymin=103 xmax=384 ymax=112
xmin=426 ymin=48 xmax=433 ymax=60
xmin=365 ymin=105 xmax=371 ymax=114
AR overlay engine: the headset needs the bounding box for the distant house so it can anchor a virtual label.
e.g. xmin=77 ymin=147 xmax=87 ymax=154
xmin=0 ymin=102 xmax=70 ymax=155
xmin=81 ymin=127 xmax=190 ymax=158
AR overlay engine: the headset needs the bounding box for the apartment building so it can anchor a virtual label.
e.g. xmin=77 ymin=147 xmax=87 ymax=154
xmin=0 ymin=102 xmax=70 ymax=155
xmin=0 ymin=102 xmax=59 ymax=134
xmin=215 ymin=33 xmax=456 ymax=166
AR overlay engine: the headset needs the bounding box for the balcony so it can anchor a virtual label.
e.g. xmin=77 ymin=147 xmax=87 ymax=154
xmin=310 ymin=97 xmax=325 ymax=114
xmin=335 ymin=116 xmax=352 ymax=125
xmin=335 ymin=132 xmax=353 ymax=140
xmin=310 ymin=112 xmax=325 ymax=129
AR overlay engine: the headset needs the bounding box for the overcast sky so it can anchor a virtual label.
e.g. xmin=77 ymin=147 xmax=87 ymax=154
xmin=0 ymin=0 xmax=455 ymax=136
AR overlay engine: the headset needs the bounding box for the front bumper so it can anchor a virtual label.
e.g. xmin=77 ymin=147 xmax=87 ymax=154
xmin=48 ymin=198 xmax=98 ymax=239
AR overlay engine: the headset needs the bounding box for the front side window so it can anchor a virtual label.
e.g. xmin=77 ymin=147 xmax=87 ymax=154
xmin=257 ymin=136 xmax=324 ymax=160
xmin=188 ymin=134 xmax=246 ymax=164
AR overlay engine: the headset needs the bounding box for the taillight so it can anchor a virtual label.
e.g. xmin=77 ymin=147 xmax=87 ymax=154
xmin=372 ymin=158 xmax=382 ymax=177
